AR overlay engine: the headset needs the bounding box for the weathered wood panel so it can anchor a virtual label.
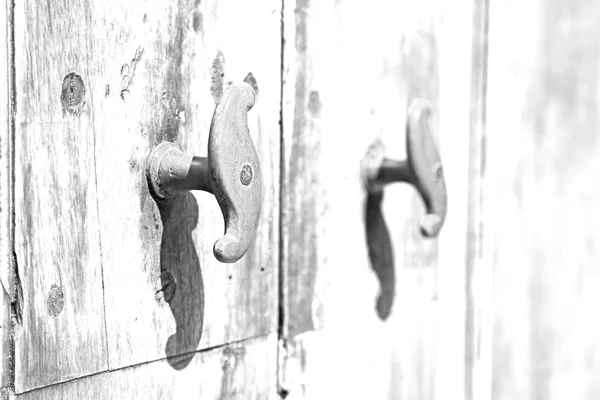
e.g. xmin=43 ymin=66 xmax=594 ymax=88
xmin=13 ymin=0 xmax=280 ymax=393
xmin=485 ymin=0 xmax=600 ymax=399
xmin=16 ymin=334 xmax=277 ymax=400
xmin=13 ymin=0 xmax=107 ymax=392
xmin=465 ymin=0 xmax=491 ymax=399
xmin=0 ymin=0 xmax=15 ymax=396
xmin=0 ymin=0 xmax=13 ymax=300
xmin=280 ymin=0 xmax=473 ymax=398
xmin=90 ymin=0 xmax=281 ymax=370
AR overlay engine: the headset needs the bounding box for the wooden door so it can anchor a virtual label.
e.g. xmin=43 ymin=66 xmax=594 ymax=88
xmin=1 ymin=0 xmax=281 ymax=398
xmin=0 ymin=0 xmax=499 ymax=399
xmin=279 ymin=0 xmax=476 ymax=398
xmin=468 ymin=0 xmax=600 ymax=399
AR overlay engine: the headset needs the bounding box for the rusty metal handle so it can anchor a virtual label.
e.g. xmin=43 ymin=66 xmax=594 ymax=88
xmin=361 ymin=98 xmax=447 ymax=237
xmin=146 ymin=82 xmax=262 ymax=263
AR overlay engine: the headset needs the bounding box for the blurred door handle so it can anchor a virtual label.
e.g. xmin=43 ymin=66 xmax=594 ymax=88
xmin=361 ymin=98 xmax=447 ymax=237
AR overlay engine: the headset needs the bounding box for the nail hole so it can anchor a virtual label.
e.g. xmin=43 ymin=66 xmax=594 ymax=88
xmin=308 ymin=90 xmax=322 ymax=117
xmin=60 ymin=72 xmax=86 ymax=116
xmin=192 ymin=12 xmax=203 ymax=34
xmin=47 ymin=284 xmax=64 ymax=317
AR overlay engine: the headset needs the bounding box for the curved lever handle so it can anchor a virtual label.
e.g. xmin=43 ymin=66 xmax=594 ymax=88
xmin=361 ymin=98 xmax=447 ymax=237
xmin=146 ymin=82 xmax=262 ymax=263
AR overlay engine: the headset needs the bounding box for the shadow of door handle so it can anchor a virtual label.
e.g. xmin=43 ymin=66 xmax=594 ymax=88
xmin=361 ymin=98 xmax=447 ymax=237
xmin=146 ymin=82 xmax=262 ymax=263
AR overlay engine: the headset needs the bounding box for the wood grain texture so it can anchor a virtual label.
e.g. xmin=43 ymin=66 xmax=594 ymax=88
xmin=465 ymin=0 xmax=491 ymax=399
xmin=0 ymin=0 xmax=14 ymax=300
xmin=280 ymin=0 xmax=473 ymax=398
xmin=13 ymin=0 xmax=107 ymax=392
xmin=91 ymin=0 xmax=280 ymax=370
xmin=1 ymin=0 xmax=15 ymax=395
xmin=16 ymin=334 xmax=278 ymax=400
xmin=13 ymin=0 xmax=280 ymax=393
xmin=486 ymin=0 xmax=600 ymax=399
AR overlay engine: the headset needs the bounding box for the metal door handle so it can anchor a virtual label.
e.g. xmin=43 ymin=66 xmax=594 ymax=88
xmin=146 ymin=82 xmax=261 ymax=263
xmin=361 ymin=98 xmax=447 ymax=237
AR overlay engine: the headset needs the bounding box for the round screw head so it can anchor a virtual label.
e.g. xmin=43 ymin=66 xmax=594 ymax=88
xmin=240 ymin=164 xmax=253 ymax=186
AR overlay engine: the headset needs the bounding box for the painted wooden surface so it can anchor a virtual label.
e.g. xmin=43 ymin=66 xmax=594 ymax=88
xmin=0 ymin=0 xmax=15 ymax=396
xmin=16 ymin=334 xmax=277 ymax=400
xmin=14 ymin=0 xmax=108 ymax=391
xmin=12 ymin=0 xmax=280 ymax=394
xmin=464 ymin=0 xmax=490 ymax=399
xmin=280 ymin=0 xmax=473 ymax=398
xmin=91 ymin=0 xmax=281 ymax=371
xmin=485 ymin=0 xmax=600 ymax=399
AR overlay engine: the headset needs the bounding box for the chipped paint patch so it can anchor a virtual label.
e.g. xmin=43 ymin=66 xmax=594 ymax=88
xmin=210 ymin=51 xmax=226 ymax=102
